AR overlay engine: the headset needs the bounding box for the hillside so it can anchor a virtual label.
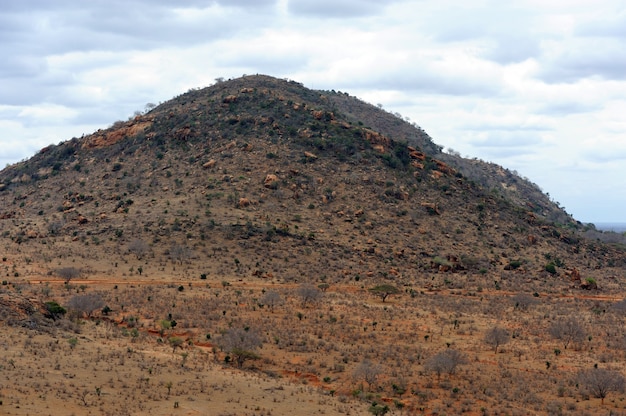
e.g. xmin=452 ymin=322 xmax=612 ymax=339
xmin=1 ymin=74 xmax=626 ymax=415
xmin=1 ymin=75 xmax=621 ymax=280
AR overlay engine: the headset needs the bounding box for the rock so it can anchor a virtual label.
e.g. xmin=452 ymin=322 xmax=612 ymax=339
xmin=82 ymin=121 xmax=152 ymax=149
xmin=25 ymin=230 xmax=39 ymax=239
xmin=264 ymin=174 xmax=279 ymax=188
xmin=409 ymin=150 xmax=426 ymax=160
xmin=421 ymin=202 xmax=441 ymax=215
xmin=0 ymin=293 xmax=49 ymax=327
xmin=304 ymin=151 xmax=318 ymax=159
xmin=202 ymin=159 xmax=216 ymax=169
xmin=223 ymin=95 xmax=237 ymax=103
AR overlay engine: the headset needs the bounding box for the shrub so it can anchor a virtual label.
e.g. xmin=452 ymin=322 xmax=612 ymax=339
xmin=45 ymin=301 xmax=66 ymax=319
xmin=545 ymin=263 xmax=557 ymax=274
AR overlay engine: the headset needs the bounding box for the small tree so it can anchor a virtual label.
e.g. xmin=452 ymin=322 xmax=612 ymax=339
xmin=424 ymin=349 xmax=467 ymax=379
xmin=549 ymin=317 xmax=586 ymax=349
xmin=128 ymin=239 xmax=149 ymax=260
xmin=67 ymin=292 xmax=105 ymax=318
xmin=259 ymin=290 xmax=283 ymax=313
xmin=57 ymin=267 xmax=81 ymax=284
xmin=169 ymin=337 xmax=184 ymax=353
xmin=169 ymin=244 xmax=192 ymax=265
xmin=578 ymin=367 xmax=625 ymax=404
xmin=368 ymin=403 xmax=390 ymax=415
xmin=368 ymin=285 xmax=401 ymax=303
xmin=218 ymin=328 xmax=263 ymax=368
xmin=484 ymin=326 xmax=509 ymax=353
xmin=512 ymin=293 xmax=538 ymax=311
xmin=296 ymin=283 xmax=322 ymax=308
xmin=353 ymin=359 xmax=383 ymax=391
xmin=45 ymin=301 xmax=66 ymax=320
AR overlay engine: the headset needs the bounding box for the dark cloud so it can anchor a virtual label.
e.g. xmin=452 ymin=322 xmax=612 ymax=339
xmin=576 ymin=10 xmax=626 ymax=38
xmin=585 ymin=148 xmax=626 ymax=164
xmin=288 ymin=0 xmax=391 ymax=18
xmin=368 ymin=70 xmax=503 ymax=97
xmin=419 ymin=3 xmax=540 ymax=64
xmin=537 ymin=42 xmax=626 ymax=83
xmin=481 ymin=35 xmax=540 ymax=64
xmin=537 ymin=101 xmax=601 ymax=116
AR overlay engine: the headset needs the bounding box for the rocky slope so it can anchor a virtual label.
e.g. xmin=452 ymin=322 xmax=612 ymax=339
xmin=0 ymin=74 xmax=624 ymax=289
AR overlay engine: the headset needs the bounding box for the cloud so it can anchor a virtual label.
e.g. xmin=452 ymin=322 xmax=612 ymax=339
xmin=467 ymin=130 xmax=545 ymax=149
xmin=287 ymin=0 xmax=393 ymax=18
xmin=538 ymin=38 xmax=626 ymax=83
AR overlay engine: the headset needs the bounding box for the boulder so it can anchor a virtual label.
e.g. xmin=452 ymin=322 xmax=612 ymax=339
xmin=202 ymin=159 xmax=216 ymax=169
xmin=264 ymin=174 xmax=279 ymax=188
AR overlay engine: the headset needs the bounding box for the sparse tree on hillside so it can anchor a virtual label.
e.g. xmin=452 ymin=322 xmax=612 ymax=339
xmin=57 ymin=267 xmax=81 ymax=284
xmin=260 ymin=290 xmax=283 ymax=313
xmin=128 ymin=239 xmax=149 ymax=260
xmin=353 ymin=359 xmax=383 ymax=391
xmin=45 ymin=301 xmax=66 ymax=320
xmin=169 ymin=244 xmax=192 ymax=265
xmin=218 ymin=328 xmax=263 ymax=368
xmin=169 ymin=336 xmax=184 ymax=353
xmin=512 ymin=293 xmax=538 ymax=311
xmin=578 ymin=367 xmax=625 ymax=404
xmin=296 ymin=283 xmax=322 ymax=308
xmin=484 ymin=326 xmax=509 ymax=353
xmin=67 ymin=292 xmax=105 ymax=318
xmin=549 ymin=317 xmax=586 ymax=349
xmin=612 ymin=298 xmax=626 ymax=315
xmin=424 ymin=349 xmax=467 ymax=379
xmin=368 ymin=284 xmax=401 ymax=303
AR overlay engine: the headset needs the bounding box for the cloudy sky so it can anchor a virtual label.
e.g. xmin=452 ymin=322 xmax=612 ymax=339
xmin=1 ymin=0 xmax=625 ymax=223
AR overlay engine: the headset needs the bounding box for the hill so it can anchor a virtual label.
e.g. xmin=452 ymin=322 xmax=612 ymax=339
xmin=1 ymin=74 xmax=626 ymax=415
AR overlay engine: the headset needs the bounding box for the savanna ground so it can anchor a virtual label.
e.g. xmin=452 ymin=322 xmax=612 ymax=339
xmin=2 ymin=241 xmax=626 ymax=416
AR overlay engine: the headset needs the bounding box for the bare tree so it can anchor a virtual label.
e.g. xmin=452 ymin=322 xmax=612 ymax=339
xmin=169 ymin=244 xmax=192 ymax=265
xmin=218 ymin=328 xmax=263 ymax=368
xmin=353 ymin=359 xmax=383 ymax=391
xmin=512 ymin=293 xmax=538 ymax=311
xmin=57 ymin=267 xmax=81 ymax=284
xmin=484 ymin=326 xmax=509 ymax=353
xmin=260 ymin=290 xmax=283 ymax=313
xmin=128 ymin=239 xmax=149 ymax=260
xmin=549 ymin=317 xmax=586 ymax=349
xmin=424 ymin=349 xmax=467 ymax=379
xmin=296 ymin=283 xmax=322 ymax=308
xmin=577 ymin=367 xmax=625 ymax=404
xmin=612 ymin=298 xmax=626 ymax=315
xmin=67 ymin=292 xmax=105 ymax=318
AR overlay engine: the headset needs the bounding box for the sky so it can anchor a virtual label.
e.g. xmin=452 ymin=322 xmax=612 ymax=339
xmin=1 ymin=0 xmax=625 ymax=224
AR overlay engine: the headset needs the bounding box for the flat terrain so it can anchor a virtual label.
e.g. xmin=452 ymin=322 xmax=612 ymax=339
xmin=2 ymin=245 xmax=626 ymax=415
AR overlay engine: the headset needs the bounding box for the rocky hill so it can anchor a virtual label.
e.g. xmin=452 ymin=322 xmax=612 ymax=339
xmin=0 ymin=74 xmax=624 ymax=287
